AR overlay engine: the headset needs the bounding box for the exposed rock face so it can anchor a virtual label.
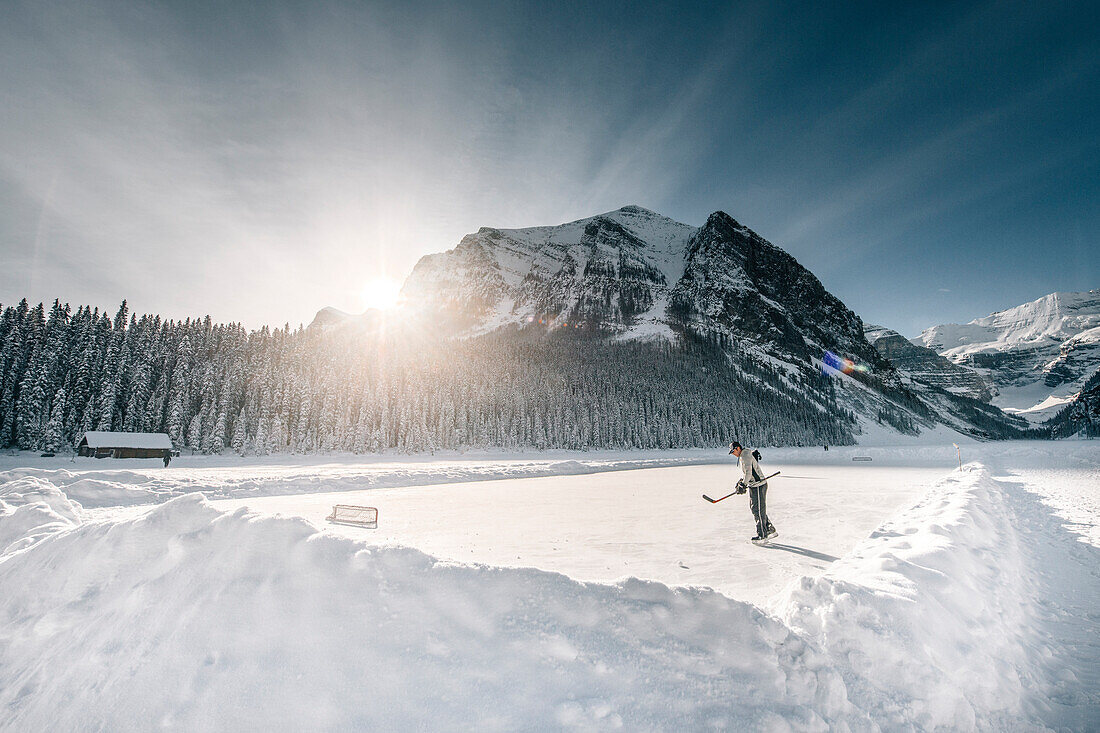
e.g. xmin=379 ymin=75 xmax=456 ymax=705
xmin=668 ymin=211 xmax=887 ymax=369
xmin=865 ymin=325 xmax=993 ymax=401
xmin=864 ymin=324 xmax=1028 ymax=438
xmin=917 ymin=291 xmax=1100 ymax=421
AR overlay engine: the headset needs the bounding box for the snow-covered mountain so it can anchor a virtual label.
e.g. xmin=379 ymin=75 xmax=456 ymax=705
xmin=313 ymin=206 xmax=1032 ymax=441
xmin=917 ymin=291 xmax=1100 ymax=421
xmin=401 ymin=206 xmax=887 ymax=368
xmin=399 ymin=205 xmax=693 ymax=336
xmin=864 ymin=324 xmax=1028 ymax=437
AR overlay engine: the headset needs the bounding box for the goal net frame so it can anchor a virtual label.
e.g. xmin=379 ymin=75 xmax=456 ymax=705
xmin=326 ymin=504 xmax=378 ymax=529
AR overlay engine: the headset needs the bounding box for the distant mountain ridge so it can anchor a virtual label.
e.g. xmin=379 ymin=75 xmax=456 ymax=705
xmin=864 ymin=324 xmax=1028 ymax=437
xmin=916 ymin=290 xmax=1100 ymax=421
xmin=309 ymin=306 xmax=353 ymax=329
xmin=864 ymin=324 xmax=992 ymax=402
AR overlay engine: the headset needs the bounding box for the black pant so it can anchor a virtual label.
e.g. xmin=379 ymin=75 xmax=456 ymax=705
xmin=750 ymin=482 xmax=770 ymax=536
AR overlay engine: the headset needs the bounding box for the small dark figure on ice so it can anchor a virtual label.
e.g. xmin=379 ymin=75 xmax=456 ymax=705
xmin=730 ymin=441 xmax=776 ymax=545
xmin=163 ymin=452 xmax=171 ymax=468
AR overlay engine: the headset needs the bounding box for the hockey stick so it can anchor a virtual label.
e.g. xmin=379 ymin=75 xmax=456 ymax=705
xmin=702 ymin=471 xmax=780 ymax=503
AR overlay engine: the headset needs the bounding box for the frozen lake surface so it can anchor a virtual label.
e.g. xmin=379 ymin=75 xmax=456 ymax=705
xmin=212 ymin=462 xmax=951 ymax=601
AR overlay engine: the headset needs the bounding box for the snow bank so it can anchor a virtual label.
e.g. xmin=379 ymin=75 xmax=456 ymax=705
xmin=0 ymin=475 xmax=81 ymax=557
xmin=775 ymin=466 xmax=1038 ymax=729
xmin=1 ymin=462 xmax=1094 ymax=730
xmin=0 ymin=490 xmax=855 ymax=731
xmin=0 ymin=468 xmax=167 ymax=507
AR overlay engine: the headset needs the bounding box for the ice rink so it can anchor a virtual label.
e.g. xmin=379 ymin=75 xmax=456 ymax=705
xmin=212 ymin=462 xmax=952 ymax=600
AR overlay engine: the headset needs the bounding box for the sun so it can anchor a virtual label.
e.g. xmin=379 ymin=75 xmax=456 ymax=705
xmin=361 ymin=277 xmax=402 ymax=311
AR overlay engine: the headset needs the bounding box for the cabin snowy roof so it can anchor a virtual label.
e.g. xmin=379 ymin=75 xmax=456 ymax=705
xmin=79 ymin=431 xmax=173 ymax=450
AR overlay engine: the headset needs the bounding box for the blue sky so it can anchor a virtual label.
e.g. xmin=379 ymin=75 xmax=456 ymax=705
xmin=1 ymin=0 xmax=1096 ymax=335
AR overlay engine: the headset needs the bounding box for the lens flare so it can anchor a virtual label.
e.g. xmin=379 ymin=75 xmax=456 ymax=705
xmin=822 ymin=350 xmax=869 ymax=377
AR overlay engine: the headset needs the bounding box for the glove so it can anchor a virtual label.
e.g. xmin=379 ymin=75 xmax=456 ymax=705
xmin=734 ymin=479 xmax=746 ymax=494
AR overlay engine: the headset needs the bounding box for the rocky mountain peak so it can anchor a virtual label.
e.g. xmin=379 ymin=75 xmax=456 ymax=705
xmin=671 ymin=210 xmax=877 ymax=367
xmin=615 ymin=204 xmax=659 ymax=216
xmin=308 ymin=306 xmax=353 ymax=329
xmin=703 ymin=210 xmax=745 ymax=231
xmin=371 ymin=206 xmax=887 ymax=373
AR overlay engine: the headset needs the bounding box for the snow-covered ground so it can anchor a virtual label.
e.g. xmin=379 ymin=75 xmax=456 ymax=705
xmin=1002 ymin=392 xmax=1079 ymax=422
xmin=1 ymin=442 xmax=1097 ymax=730
xmin=0 ymin=449 xmax=729 ymax=508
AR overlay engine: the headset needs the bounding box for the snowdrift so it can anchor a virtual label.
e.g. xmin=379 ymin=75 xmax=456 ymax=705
xmin=0 ymin=465 xmax=1090 ymax=730
xmin=0 ymin=452 xmax=720 ymax=508
xmin=776 ymin=467 xmax=1036 ymax=729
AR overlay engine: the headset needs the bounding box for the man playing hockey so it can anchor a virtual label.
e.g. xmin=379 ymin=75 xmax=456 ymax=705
xmin=730 ymin=441 xmax=777 ymax=545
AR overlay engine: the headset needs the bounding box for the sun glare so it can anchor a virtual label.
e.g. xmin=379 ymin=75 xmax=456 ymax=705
xmin=362 ymin=277 xmax=402 ymax=311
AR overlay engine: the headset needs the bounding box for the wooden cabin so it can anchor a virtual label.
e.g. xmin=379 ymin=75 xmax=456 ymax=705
xmin=77 ymin=431 xmax=174 ymax=459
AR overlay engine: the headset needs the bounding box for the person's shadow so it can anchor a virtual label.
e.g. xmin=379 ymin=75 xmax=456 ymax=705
xmin=762 ymin=543 xmax=838 ymax=563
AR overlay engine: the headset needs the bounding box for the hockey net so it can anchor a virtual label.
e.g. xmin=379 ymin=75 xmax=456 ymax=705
xmin=326 ymin=504 xmax=378 ymax=528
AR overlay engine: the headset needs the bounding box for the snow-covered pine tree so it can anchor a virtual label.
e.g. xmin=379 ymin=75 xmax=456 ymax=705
xmin=187 ymin=413 xmax=203 ymax=451
xmin=231 ymin=407 xmax=248 ymax=455
xmin=42 ymin=387 xmax=67 ymax=453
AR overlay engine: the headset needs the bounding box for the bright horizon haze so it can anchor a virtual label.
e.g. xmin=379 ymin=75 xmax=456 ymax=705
xmin=1 ymin=0 xmax=1096 ymax=336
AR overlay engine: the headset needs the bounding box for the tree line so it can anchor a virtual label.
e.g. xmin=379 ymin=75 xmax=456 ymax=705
xmin=0 ymin=298 xmax=858 ymax=454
